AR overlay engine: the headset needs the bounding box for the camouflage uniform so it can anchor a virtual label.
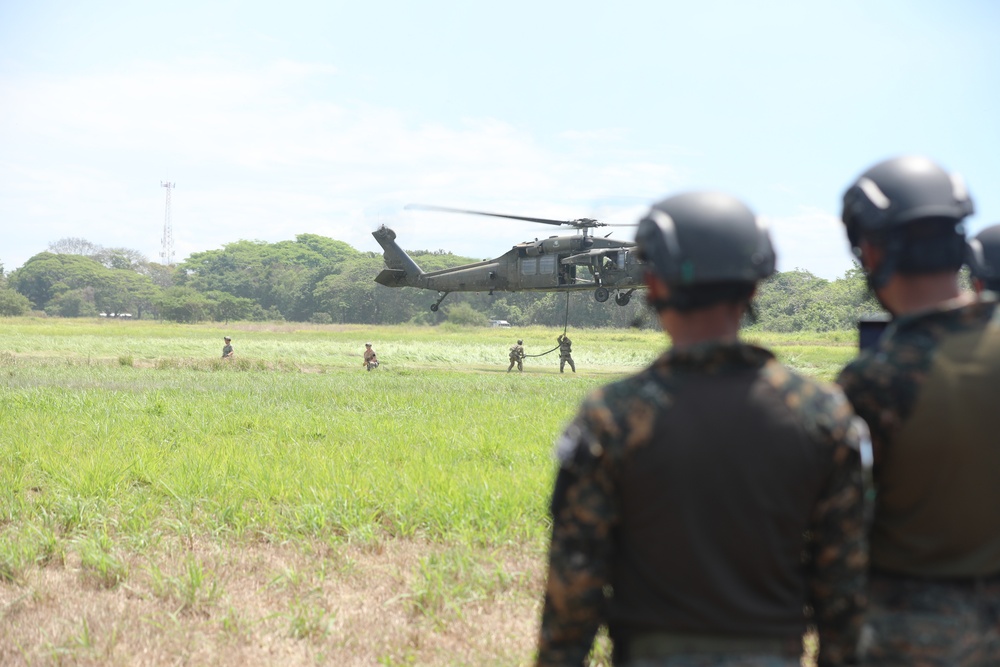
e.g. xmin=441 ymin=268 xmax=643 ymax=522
xmin=509 ymin=343 xmax=525 ymax=372
xmin=557 ymin=335 xmax=576 ymax=373
xmin=538 ymin=341 xmax=867 ymax=667
xmin=838 ymin=297 xmax=1000 ymax=666
xmin=363 ymin=344 xmax=378 ymax=370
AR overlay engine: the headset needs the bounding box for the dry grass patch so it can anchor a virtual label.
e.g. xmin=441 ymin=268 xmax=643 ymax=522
xmin=0 ymin=536 xmax=547 ymax=666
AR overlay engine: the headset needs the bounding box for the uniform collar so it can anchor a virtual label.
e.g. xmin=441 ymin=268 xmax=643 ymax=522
xmin=655 ymin=340 xmax=774 ymax=374
xmin=892 ymin=293 xmax=996 ymax=331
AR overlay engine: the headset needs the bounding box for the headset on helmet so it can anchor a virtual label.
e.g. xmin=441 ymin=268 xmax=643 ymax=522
xmin=968 ymin=224 xmax=1000 ymax=290
xmin=842 ymin=156 xmax=974 ymax=288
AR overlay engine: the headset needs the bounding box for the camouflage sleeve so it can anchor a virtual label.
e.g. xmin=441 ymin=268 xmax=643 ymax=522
xmin=836 ymin=357 xmax=890 ymax=467
xmin=806 ymin=397 xmax=868 ymax=667
xmin=537 ymin=409 xmax=618 ymax=667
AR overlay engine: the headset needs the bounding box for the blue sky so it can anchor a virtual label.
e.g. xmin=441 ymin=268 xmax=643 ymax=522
xmin=2 ymin=0 xmax=998 ymax=278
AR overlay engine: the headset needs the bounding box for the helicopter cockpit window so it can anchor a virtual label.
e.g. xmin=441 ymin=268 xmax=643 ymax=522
xmin=521 ymin=258 xmax=537 ymax=276
xmin=618 ymin=250 xmax=628 ymax=270
xmin=539 ymin=255 xmax=556 ymax=275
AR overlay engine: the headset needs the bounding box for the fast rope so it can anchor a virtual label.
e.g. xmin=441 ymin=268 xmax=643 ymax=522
xmin=521 ymin=292 xmax=572 ymax=358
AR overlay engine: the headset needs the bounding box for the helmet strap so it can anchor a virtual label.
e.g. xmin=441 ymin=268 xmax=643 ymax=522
xmin=864 ymin=234 xmax=900 ymax=291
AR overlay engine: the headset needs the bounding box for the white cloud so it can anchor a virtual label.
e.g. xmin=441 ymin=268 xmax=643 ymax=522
xmin=761 ymin=206 xmax=855 ymax=280
xmin=5 ymin=59 xmax=844 ymax=276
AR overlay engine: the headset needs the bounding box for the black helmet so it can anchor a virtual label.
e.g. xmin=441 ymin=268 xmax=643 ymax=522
xmin=517 ymin=339 xmax=523 ymax=345
xmin=968 ymin=224 xmax=1000 ymax=289
xmin=842 ymin=156 xmax=973 ymax=288
xmin=635 ymin=191 xmax=775 ymax=286
xmin=842 ymin=156 xmax=973 ymax=247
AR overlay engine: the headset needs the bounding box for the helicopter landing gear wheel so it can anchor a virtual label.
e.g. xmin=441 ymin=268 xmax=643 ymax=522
xmin=615 ymin=289 xmax=635 ymax=306
xmin=430 ymin=291 xmax=450 ymax=312
xmin=594 ymin=287 xmax=610 ymax=303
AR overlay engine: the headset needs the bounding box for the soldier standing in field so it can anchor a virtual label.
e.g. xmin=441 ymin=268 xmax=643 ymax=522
xmin=222 ymin=336 xmax=234 ymax=358
xmin=537 ymin=191 xmax=867 ymax=666
xmin=508 ymin=339 xmax=525 ymax=372
xmin=556 ymin=334 xmax=575 ymax=373
xmin=836 ymin=156 xmax=1000 ymax=666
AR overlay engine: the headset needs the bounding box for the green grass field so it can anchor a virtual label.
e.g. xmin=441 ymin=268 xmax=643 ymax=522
xmin=0 ymin=318 xmax=857 ymax=665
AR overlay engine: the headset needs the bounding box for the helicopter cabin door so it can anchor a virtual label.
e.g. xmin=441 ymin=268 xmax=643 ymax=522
xmin=517 ymin=253 xmax=560 ymax=290
xmin=558 ymin=263 xmax=576 ymax=286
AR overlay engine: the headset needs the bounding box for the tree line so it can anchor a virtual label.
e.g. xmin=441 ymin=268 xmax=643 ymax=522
xmin=0 ymin=234 xmax=888 ymax=331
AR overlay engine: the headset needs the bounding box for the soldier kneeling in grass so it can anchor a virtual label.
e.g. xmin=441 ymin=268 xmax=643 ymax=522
xmin=363 ymin=342 xmax=379 ymax=370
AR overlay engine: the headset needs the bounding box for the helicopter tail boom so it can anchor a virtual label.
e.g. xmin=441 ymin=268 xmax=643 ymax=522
xmin=373 ymin=226 xmax=424 ymax=287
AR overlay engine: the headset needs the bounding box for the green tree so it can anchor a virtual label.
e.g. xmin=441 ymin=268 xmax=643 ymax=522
xmin=205 ymin=291 xmax=264 ymax=322
xmin=8 ymin=253 xmax=107 ymax=310
xmin=444 ymin=301 xmax=489 ymax=326
xmin=94 ymin=247 xmax=148 ymax=271
xmin=139 ymin=262 xmax=179 ymax=289
xmin=156 ymin=287 xmax=213 ymax=323
xmin=7 ymin=250 xmax=164 ymax=318
xmin=0 ymin=287 xmax=31 ymax=316
xmin=94 ymin=270 xmax=161 ymax=317
xmin=293 ymin=234 xmax=358 ymax=263
xmin=45 ymin=287 xmax=99 ymax=317
xmin=48 ymin=237 xmax=102 ymax=257
xmin=751 ymin=265 xmax=883 ymax=332
xmin=178 ymin=235 xmax=363 ymax=320
xmin=313 ymin=257 xmax=386 ymax=324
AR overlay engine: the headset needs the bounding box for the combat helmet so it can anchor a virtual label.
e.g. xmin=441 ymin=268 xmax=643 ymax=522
xmin=842 ymin=156 xmax=974 ymax=288
xmin=968 ymin=224 xmax=1000 ymax=292
xmin=517 ymin=339 xmax=523 ymax=345
xmin=636 ymin=191 xmax=775 ymax=286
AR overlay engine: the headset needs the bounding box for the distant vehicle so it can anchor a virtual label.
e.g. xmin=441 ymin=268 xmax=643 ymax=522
xmin=490 ymin=319 xmax=512 ymax=328
xmin=373 ymin=204 xmax=645 ymax=311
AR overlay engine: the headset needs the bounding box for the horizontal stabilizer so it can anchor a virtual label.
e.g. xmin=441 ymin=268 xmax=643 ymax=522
xmin=372 ymin=226 xmax=424 ymax=283
xmin=375 ymin=268 xmax=409 ymax=287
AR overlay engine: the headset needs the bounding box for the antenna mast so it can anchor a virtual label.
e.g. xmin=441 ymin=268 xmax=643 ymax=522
xmin=160 ymin=181 xmax=175 ymax=265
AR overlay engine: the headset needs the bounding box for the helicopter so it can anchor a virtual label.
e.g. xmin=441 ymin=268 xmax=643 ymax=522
xmin=372 ymin=204 xmax=645 ymax=311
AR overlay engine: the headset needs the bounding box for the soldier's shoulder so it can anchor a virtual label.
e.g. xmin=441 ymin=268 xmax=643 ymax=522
xmin=579 ymin=367 xmax=670 ymax=427
xmin=560 ymin=369 xmax=666 ymax=463
xmin=761 ymin=360 xmax=856 ymax=438
xmin=838 ymin=323 xmax=933 ymax=394
xmin=837 ymin=348 xmax=880 ymax=387
xmin=590 ymin=365 xmax=667 ymax=408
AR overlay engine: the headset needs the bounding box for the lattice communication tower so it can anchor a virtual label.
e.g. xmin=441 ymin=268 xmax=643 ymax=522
xmin=160 ymin=181 xmax=175 ymax=265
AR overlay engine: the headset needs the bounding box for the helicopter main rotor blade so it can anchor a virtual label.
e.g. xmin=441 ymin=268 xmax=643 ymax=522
xmin=406 ymin=203 xmax=602 ymax=228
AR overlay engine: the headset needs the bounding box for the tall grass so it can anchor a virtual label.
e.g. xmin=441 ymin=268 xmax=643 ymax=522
xmin=1 ymin=366 xmax=586 ymax=546
xmin=0 ymin=319 xmax=856 ymax=545
xmin=0 ymin=318 xmax=857 ymax=665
